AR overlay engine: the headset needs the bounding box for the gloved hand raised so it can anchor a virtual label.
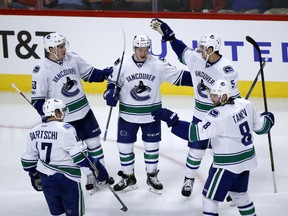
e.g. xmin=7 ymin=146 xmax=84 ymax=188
xmin=261 ymin=111 xmax=275 ymax=126
xmin=29 ymin=171 xmax=42 ymax=192
xmin=150 ymin=18 xmax=175 ymax=42
xmin=103 ymin=88 xmax=120 ymax=107
xmin=152 ymin=108 xmax=179 ymax=127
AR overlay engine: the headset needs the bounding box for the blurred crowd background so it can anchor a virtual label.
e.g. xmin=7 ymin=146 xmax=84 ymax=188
xmin=0 ymin=0 xmax=288 ymax=15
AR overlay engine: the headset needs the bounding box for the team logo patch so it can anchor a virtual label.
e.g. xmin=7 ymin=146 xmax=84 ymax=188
xmin=120 ymin=130 xmax=128 ymax=137
xmin=33 ymin=65 xmax=40 ymax=73
xmin=130 ymin=80 xmax=151 ymax=101
xmin=63 ymin=123 xmax=72 ymax=129
xmin=208 ymin=109 xmax=220 ymax=118
xmin=61 ymin=77 xmax=80 ymax=97
xmin=223 ymin=66 xmax=234 ymax=74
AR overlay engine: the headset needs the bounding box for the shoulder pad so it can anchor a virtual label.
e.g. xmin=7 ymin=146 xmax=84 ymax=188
xmin=208 ymin=109 xmax=220 ymax=118
xmin=114 ymin=58 xmax=120 ymax=66
xmin=223 ymin=66 xmax=234 ymax=74
xmin=33 ymin=65 xmax=40 ymax=73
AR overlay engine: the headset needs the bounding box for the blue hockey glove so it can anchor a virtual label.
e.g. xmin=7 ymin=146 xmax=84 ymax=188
xmin=261 ymin=111 xmax=275 ymax=127
xmin=28 ymin=171 xmax=42 ymax=192
xmin=103 ymin=88 xmax=120 ymax=107
xmin=152 ymin=108 xmax=179 ymax=127
xmin=94 ymin=159 xmax=109 ymax=183
xmin=150 ymin=18 xmax=175 ymax=42
xmin=102 ymin=66 xmax=113 ymax=80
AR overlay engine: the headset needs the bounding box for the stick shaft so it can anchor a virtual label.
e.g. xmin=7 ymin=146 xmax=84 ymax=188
xmin=246 ymin=36 xmax=277 ymax=193
xmin=103 ymin=28 xmax=126 ymax=141
xmin=245 ymin=57 xmax=268 ymax=99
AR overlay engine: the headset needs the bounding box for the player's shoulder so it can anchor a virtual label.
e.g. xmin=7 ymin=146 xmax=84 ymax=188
xmin=59 ymin=122 xmax=75 ymax=131
xmin=218 ymin=57 xmax=236 ymax=74
xmin=32 ymin=59 xmax=49 ymax=75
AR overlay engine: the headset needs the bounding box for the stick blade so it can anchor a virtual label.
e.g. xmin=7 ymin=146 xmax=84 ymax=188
xmin=246 ymin=36 xmax=260 ymax=51
xmin=120 ymin=206 xmax=128 ymax=212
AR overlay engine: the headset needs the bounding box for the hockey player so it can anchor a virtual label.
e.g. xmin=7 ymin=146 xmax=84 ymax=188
xmin=152 ymin=80 xmax=275 ymax=216
xmin=103 ymin=34 xmax=192 ymax=194
xmin=31 ymin=32 xmax=114 ymax=193
xmin=21 ymin=98 xmax=109 ymax=216
xmin=151 ymin=18 xmax=240 ymax=197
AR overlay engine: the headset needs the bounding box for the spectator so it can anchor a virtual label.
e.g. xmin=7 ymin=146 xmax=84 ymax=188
xmin=189 ymin=0 xmax=226 ymax=13
xmin=264 ymin=0 xmax=288 ymax=14
xmin=0 ymin=0 xmax=11 ymax=8
xmin=122 ymin=0 xmax=152 ymax=11
xmin=49 ymin=0 xmax=90 ymax=10
xmin=218 ymin=0 xmax=266 ymax=14
xmin=7 ymin=0 xmax=52 ymax=9
xmin=159 ymin=0 xmax=190 ymax=12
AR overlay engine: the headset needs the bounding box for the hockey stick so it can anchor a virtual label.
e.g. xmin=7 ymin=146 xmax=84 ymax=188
xmin=245 ymin=57 xmax=268 ymax=99
xmin=246 ymin=36 xmax=277 ymax=193
xmin=78 ymin=149 xmax=128 ymax=212
xmin=11 ymin=83 xmax=34 ymax=108
xmin=11 ymin=83 xmax=128 ymax=211
xmin=103 ymin=28 xmax=126 ymax=141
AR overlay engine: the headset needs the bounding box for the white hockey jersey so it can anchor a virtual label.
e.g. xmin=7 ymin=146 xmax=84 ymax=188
xmin=21 ymin=121 xmax=88 ymax=182
xmin=182 ymin=48 xmax=240 ymax=120
xmin=109 ymin=55 xmax=184 ymax=124
xmin=188 ymin=98 xmax=270 ymax=174
xmin=31 ymin=52 xmax=94 ymax=122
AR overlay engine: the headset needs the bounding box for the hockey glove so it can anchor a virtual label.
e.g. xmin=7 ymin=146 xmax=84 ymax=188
xmin=200 ymin=79 xmax=209 ymax=92
xmin=94 ymin=159 xmax=109 ymax=183
xmin=103 ymin=88 xmax=120 ymax=107
xmin=102 ymin=66 xmax=113 ymax=80
xmin=150 ymin=18 xmax=175 ymax=42
xmin=261 ymin=111 xmax=275 ymax=127
xmin=152 ymin=108 xmax=179 ymax=127
xmin=29 ymin=171 xmax=42 ymax=192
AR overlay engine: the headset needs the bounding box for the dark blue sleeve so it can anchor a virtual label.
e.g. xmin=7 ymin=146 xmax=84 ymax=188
xmin=170 ymin=39 xmax=188 ymax=61
xmin=171 ymin=120 xmax=191 ymax=141
xmin=176 ymin=70 xmax=193 ymax=87
xmin=32 ymin=99 xmax=45 ymax=116
xmin=87 ymin=68 xmax=106 ymax=82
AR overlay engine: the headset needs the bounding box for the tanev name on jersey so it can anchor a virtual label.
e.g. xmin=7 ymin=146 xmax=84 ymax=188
xmin=30 ymin=130 xmax=58 ymax=141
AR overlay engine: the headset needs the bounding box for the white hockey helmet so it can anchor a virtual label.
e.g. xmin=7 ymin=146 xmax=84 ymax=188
xmin=44 ymin=33 xmax=67 ymax=52
xmin=133 ymin=34 xmax=151 ymax=49
xmin=42 ymin=98 xmax=68 ymax=120
xmin=209 ymin=79 xmax=232 ymax=100
xmin=198 ymin=33 xmax=221 ymax=53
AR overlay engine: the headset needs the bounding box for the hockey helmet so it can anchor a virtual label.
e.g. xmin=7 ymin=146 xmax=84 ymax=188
xmin=44 ymin=33 xmax=67 ymax=53
xmin=209 ymin=79 xmax=232 ymax=100
xmin=133 ymin=34 xmax=151 ymax=49
xmin=43 ymin=98 xmax=68 ymax=120
xmin=198 ymin=33 xmax=221 ymax=53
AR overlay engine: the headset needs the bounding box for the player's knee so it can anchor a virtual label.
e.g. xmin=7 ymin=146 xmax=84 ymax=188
xmin=229 ymin=191 xmax=250 ymax=207
xmin=202 ymin=196 xmax=219 ymax=215
xmin=85 ymin=136 xmax=101 ymax=149
xmin=143 ymin=142 xmax=159 ymax=151
xmin=189 ymin=148 xmax=206 ymax=158
xmin=117 ymin=142 xmax=134 ymax=154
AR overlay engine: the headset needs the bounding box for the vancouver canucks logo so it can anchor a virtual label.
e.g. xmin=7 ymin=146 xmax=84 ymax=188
xmin=61 ymin=77 xmax=80 ymax=97
xmin=130 ymin=81 xmax=151 ymax=101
